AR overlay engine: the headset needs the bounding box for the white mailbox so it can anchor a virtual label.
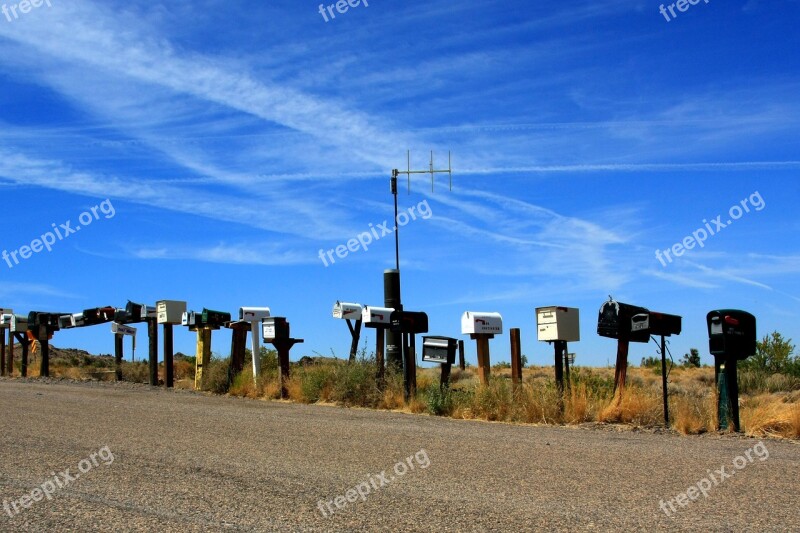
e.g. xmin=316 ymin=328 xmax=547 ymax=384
xmin=58 ymin=315 xmax=74 ymax=329
xmin=157 ymin=300 xmax=187 ymax=325
xmin=240 ymin=307 xmax=270 ymax=322
xmin=181 ymin=311 xmax=200 ymax=327
xmin=1 ymin=311 xmax=13 ymax=328
xmin=333 ymin=302 xmax=363 ymax=320
xmin=10 ymin=315 xmax=28 ymax=333
xmin=362 ymin=306 xmax=393 ymax=328
xmin=536 ymin=306 xmax=580 ymax=342
xmin=461 ymin=312 xmax=503 ymax=335
xmin=140 ymin=305 xmax=157 ymax=320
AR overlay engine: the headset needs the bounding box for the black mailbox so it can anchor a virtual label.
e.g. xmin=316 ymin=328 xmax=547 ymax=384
xmin=631 ymin=311 xmax=682 ymax=337
xmin=27 ymin=312 xmax=64 ymax=331
xmin=597 ymin=300 xmax=650 ymax=343
xmin=390 ymin=311 xmax=429 ymax=334
xmin=115 ymin=301 xmax=141 ymax=324
xmin=707 ymin=310 xmax=756 ymax=360
xmin=422 ymin=336 xmax=457 ymax=364
xmin=262 ymin=317 xmax=290 ymax=340
xmin=82 ymin=307 xmax=116 ymax=325
xmin=202 ymin=308 xmax=231 ymax=328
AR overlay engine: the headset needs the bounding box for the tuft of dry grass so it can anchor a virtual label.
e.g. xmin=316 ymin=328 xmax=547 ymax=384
xmin=742 ymin=395 xmax=800 ymax=439
xmin=599 ymin=387 xmax=662 ymax=426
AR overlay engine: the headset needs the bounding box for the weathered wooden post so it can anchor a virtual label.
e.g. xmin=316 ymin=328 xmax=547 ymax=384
xmin=510 ymin=328 xmax=522 ymax=390
xmin=263 ymin=317 xmax=303 ymax=399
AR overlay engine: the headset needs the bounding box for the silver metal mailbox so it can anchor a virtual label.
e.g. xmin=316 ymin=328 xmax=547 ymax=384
xmin=461 ymin=311 xmax=503 ymax=335
xmin=422 ymin=336 xmax=458 ymax=364
xmin=536 ymin=306 xmax=580 ymax=342
xmin=239 ymin=307 xmax=270 ymax=322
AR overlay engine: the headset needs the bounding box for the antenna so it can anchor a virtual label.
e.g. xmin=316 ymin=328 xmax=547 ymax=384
xmin=394 ymin=150 xmax=453 ymax=193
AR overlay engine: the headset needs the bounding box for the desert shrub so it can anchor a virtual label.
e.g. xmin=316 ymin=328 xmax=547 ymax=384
xmin=204 ymin=358 xmax=231 ymax=394
xmin=424 ymin=385 xmax=454 ymax=416
xmin=329 ymin=357 xmax=381 ymax=407
xmin=120 ymin=361 xmax=149 ymax=383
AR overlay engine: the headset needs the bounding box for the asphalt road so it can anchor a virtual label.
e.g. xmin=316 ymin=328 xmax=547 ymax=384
xmin=0 ymin=379 xmax=797 ymax=532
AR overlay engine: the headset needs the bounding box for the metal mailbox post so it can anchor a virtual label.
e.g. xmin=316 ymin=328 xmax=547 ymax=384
xmin=362 ymin=305 xmax=394 ymax=390
xmin=262 ymin=317 xmax=303 ymax=399
xmin=111 ymin=322 xmax=137 ymax=381
xmin=157 ymin=300 xmax=187 ymax=388
xmin=114 ymin=302 xmax=159 ymax=385
xmin=707 ymin=310 xmax=756 ymax=432
xmin=332 ymin=301 xmax=363 ymax=362
xmin=422 ymin=336 xmax=458 ymax=390
xmin=27 ymin=312 xmax=64 ymax=377
xmin=0 ymin=309 xmax=11 ymax=376
xmin=7 ymin=315 xmax=29 ymax=376
xmin=597 ymin=298 xmax=650 ymax=393
xmin=237 ymin=307 xmax=271 ymax=383
xmin=461 ymin=311 xmax=503 ymax=386
xmin=631 ymin=310 xmax=682 ymax=426
xmin=536 ymin=306 xmax=580 ymax=395
xmin=390 ymin=310 xmax=429 ymax=400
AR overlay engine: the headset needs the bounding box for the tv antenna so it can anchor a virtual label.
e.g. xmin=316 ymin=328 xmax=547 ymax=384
xmin=393 ymin=150 xmax=453 ymax=193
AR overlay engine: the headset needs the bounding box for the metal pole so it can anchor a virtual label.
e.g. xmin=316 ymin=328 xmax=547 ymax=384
xmin=660 ymin=335 xmax=669 ymax=427
xmin=164 ymin=324 xmax=174 ymax=388
xmin=384 ymin=269 xmax=403 ymax=369
xmin=148 ymin=319 xmax=158 ymax=386
xmin=115 ymin=333 xmax=124 ymax=381
xmin=250 ymin=321 xmax=261 ymax=383
xmin=554 ymin=341 xmax=565 ymax=395
xmin=39 ymin=325 xmax=50 ymax=378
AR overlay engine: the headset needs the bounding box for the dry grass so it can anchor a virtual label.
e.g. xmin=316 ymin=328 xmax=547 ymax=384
xmin=741 ymin=395 xmax=800 ymax=439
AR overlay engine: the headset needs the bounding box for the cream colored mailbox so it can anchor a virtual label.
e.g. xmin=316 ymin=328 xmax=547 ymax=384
xmin=536 ymin=306 xmax=580 ymax=342
xmin=157 ymin=300 xmax=187 ymax=325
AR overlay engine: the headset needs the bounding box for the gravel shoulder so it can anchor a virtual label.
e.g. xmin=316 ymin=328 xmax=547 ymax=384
xmin=0 ymin=378 xmax=797 ymax=532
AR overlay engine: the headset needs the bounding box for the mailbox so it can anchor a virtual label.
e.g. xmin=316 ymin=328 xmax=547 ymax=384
xmin=58 ymin=314 xmax=75 ymax=329
xmin=157 ymin=300 xmax=187 ymax=325
xmin=631 ymin=311 xmax=682 ymax=337
xmin=262 ymin=317 xmax=290 ymax=340
xmin=240 ymin=307 xmax=270 ymax=322
xmin=332 ymin=302 xmax=363 ymax=320
xmin=202 ymin=308 xmax=231 ymax=328
xmin=182 ymin=311 xmax=200 ymax=328
xmin=362 ymin=306 xmax=393 ymax=328
xmin=536 ymin=306 xmax=580 ymax=342
xmin=422 ymin=336 xmax=457 ymax=364
xmin=707 ymin=310 xmax=756 ymax=360
xmin=10 ymin=315 xmax=27 ymax=333
xmin=0 ymin=313 xmax=12 ymax=328
xmin=597 ymin=300 xmax=649 ymax=343
xmin=390 ymin=311 xmax=429 ymax=334
xmin=82 ymin=307 xmax=116 ymax=325
xmin=461 ymin=312 xmax=503 ymax=335
xmin=27 ymin=312 xmax=64 ymax=331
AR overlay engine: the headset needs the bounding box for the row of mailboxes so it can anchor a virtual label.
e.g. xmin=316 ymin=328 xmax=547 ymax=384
xmin=114 ymin=301 xmax=156 ymax=324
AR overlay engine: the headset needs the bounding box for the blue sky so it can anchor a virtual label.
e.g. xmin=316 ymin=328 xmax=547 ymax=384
xmin=0 ymin=0 xmax=798 ymax=367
